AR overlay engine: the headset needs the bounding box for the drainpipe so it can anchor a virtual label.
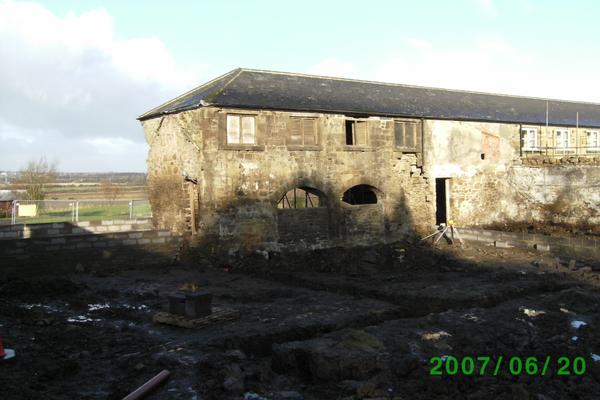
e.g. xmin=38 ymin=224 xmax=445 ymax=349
xmin=420 ymin=117 xmax=426 ymax=172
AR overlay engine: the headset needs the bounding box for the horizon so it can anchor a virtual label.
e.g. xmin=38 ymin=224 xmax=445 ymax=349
xmin=3 ymin=0 xmax=600 ymax=172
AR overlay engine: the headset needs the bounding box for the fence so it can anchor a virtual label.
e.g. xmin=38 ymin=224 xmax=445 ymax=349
xmin=521 ymin=145 xmax=600 ymax=158
xmin=1 ymin=199 xmax=152 ymax=225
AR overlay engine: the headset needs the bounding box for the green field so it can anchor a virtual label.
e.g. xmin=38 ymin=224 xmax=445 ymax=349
xmin=0 ymin=203 xmax=152 ymax=225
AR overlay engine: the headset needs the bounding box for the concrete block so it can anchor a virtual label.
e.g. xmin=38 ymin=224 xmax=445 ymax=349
xmin=185 ymin=291 xmax=213 ymax=318
xmin=93 ymin=242 xmax=107 ymax=248
xmin=157 ymin=231 xmax=172 ymax=237
xmin=494 ymin=240 xmax=513 ymax=248
xmin=47 ymin=229 xmax=59 ymax=235
xmin=108 ymin=225 xmax=120 ymax=232
xmin=52 ymin=223 xmax=65 ymax=228
xmin=123 ymin=239 xmax=137 ymax=246
xmin=95 ymin=226 xmax=108 ymax=232
xmin=72 ymin=228 xmax=86 ymax=234
xmin=50 ymin=238 xmax=66 ymax=244
xmin=76 ymin=221 xmax=90 ymax=227
xmin=76 ymin=243 xmax=91 ymax=249
xmin=102 ymin=220 xmax=114 ymax=226
xmin=129 ymin=232 xmax=143 ymax=239
xmin=534 ymin=243 xmax=550 ymax=252
xmin=137 ymin=238 xmax=151 ymax=245
xmin=152 ymin=238 xmax=166 ymax=244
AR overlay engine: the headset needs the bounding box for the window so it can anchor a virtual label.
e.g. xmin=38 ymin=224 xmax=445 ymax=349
xmin=395 ymin=121 xmax=419 ymax=150
xmin=555 ymin=129 xmax=570 ymax=149
xmin=588 ymin=130 xmax=600 ymax=152
xmin=342 ymin=185 xmax=378 ymax=205
xmin=345 ymin=120 xmax=368 ymax=146
xmin=277 ymin=187 xmax=323 ymax=208
xmin=288 ymin=117 xmax=318 ymax=146
xmin=521 ymin=128 xmax=539 ymax=151
xmin=227 ymin=115 xmax=256 ymax=144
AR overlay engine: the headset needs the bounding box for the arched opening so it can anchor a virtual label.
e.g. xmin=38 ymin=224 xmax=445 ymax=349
xmin=276 ymin=186 xmax=330 ymax=244
xmin=277 ymin=187 xmax=324 ymax=209
xmin=342 ymin=184 xmax=378 ymax=205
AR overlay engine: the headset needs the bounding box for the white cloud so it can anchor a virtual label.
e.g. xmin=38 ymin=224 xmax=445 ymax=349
xmin=0 ymin=0 xmax=201 ymax=171
xmin=372 ymin=37 xmax=600 ymax=103
xmin=472 ymin=0 xmax=497 ymax=16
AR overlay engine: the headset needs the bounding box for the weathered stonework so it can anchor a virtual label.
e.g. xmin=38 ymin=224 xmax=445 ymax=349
xmin=139 ymin=69 xmax=600 ymax=251
xmin=424 ymin=120 xmax=600 ymax=227
xmin=142 ymin=107 xmax=433 ymax=251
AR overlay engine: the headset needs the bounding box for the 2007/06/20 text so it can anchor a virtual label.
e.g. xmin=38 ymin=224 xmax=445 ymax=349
xmin=430 ymin=355 xmax=587 ymax=377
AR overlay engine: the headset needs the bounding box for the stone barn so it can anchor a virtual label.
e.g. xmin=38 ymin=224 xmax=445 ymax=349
xmin=138 ymin=68 xmax=600 ymax=252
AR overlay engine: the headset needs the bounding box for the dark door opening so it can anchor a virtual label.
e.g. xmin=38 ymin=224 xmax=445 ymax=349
xmin=435 ymin=178 xmax=449 ymax=225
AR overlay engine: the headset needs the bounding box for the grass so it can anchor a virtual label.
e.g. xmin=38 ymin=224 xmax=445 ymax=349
xmin=0 ymin=203 xmax=152 ymax=225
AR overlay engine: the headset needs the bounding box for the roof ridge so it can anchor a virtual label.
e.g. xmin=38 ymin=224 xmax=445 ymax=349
xmin=237 ymin=67 xmax=600 ymax=107
xmin=137 ymin=68 xmax=242 ymax=120
xmin=203 ymin=68 xmax=244 ymax=104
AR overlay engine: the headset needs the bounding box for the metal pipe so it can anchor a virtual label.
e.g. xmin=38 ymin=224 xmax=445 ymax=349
xmin=122 ymin=369 xmax=171 ymax=400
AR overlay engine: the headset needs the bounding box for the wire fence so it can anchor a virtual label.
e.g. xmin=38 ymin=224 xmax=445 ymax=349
xmin=0 ymin=199 xmax=152 ymax=225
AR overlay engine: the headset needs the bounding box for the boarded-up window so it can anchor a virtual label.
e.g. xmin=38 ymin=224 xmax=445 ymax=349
xmin=394 ymin=121 xmax=419 ymax=151
xmin=288 ymin=117 xmax=317 ymax=146
xmin=345 ymin=120 xmax=368 ymax=146
xmin=227 ymin=115 xmax=256 ymax=144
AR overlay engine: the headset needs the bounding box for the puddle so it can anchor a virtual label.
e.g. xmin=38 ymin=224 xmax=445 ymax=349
xmin=67 ymin=315 xmax=101 ymax=323
xmin=521 ymin=307 xmax=546 ymax=317
xmin=88 ymin=303 xmax=110 ymax=311
xmin=123 ymin=304 xmax=149 ymax=311
xmin=571 ymin=320 xmax=587 ymax=329
xmin=21 ymin=303 xmax=65 ymax=312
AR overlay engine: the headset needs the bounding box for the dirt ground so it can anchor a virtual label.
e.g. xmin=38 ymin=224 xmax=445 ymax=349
xmin=1 ymin=241 xmax=600 ymax=399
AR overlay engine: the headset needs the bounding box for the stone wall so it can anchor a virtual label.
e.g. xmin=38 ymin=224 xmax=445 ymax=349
xmin=0 ymin=230 xmax=183 ymax=277
xmin=0 ymin=219 xmax=152 ymax=240
xmin=142 ymin=108 xmax=434 ymax=251
xmin=425 ymin=120 xmax=600 ymax=227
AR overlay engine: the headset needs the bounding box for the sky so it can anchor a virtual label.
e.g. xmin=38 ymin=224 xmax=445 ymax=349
xmin=1 ymin=0 xmax=600 ymax=172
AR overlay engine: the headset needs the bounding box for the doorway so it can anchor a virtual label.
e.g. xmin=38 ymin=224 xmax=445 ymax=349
xmin=435 ymin=178 xmax=449 ymax=225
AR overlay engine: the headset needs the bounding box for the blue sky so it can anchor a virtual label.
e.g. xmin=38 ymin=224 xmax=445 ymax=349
xmin=1 ymin=0 xmax=600 ymax=172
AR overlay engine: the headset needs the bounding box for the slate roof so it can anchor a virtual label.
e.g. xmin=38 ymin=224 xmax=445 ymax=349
xmin=138 ymin=68 xmax=600 ymax=128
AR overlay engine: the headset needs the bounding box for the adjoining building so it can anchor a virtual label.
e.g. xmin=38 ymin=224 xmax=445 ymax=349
xmin=138 ymin=68 xmax=600 ymax=252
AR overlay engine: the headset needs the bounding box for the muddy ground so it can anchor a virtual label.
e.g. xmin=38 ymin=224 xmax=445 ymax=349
xmin=1 ymin=241 xmax=600 ymax=399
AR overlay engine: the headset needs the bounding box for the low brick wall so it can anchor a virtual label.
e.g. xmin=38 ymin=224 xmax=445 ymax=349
xmin=0 ymin=219 xmax=153 ymax=240
xmin=459 ymin=227 xmax=600 ymax=259
xmin=0 ymin=230 xmax=183 ymax=277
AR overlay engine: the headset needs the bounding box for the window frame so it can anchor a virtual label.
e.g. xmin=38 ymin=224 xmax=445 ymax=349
xmin=226 ymin=114 xmax=257 ymax=145
xmin=587 ymin=130 xmax=600 ymax=152
xmin=521 ymin=127 xmax=539 ymax=151
xmin=394 ymin=120 xmax=420 ymax=152
xmin=555 ymin=128 xmax=570 ymax=149
xmin=287 ymin=116 xmax=320 ymax=150
xmin=344 ymin=119 xmax=370 ymax=147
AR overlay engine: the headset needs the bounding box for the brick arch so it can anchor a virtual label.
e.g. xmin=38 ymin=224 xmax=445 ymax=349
xmin=270 ymin=179 xmax=331 ymax=208
xmin=341 ymin=184 xmax=382 ymax=205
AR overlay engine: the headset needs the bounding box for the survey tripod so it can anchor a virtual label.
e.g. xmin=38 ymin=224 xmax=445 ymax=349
xmin=421 ymin=220 xmax=464 ymax=246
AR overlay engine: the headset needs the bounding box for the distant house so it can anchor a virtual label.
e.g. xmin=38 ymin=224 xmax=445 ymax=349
xmin=0 ymin=190 xmax=26 ymax=217
xmin=138 ymin=68 xmax=600 ymax=252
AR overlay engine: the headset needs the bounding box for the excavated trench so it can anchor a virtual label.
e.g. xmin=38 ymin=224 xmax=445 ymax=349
xmin=3 ymin=242 xmax=600 ymax=400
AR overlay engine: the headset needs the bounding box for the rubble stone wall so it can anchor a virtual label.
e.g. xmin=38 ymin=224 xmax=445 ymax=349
xmin=142 ymin=107 xmax=434 ymax=251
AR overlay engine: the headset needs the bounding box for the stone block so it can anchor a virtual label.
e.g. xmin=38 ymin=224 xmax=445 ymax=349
xmin=534 ymin=243 xmax=550 ymax=252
